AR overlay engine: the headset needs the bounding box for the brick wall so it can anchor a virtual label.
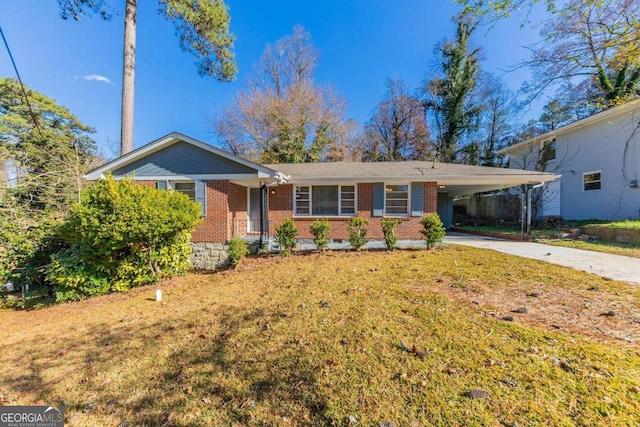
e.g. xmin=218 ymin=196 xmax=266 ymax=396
xmin=267 ymin=182 xmax=438 ymax=241
xmin=192 ymin=180 xmax=230 ymax=243
xmin=132 ymin=180 xmax=439 ymax=243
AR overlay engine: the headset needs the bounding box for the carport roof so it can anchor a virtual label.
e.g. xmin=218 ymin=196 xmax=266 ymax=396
xmin=266 ymin=161 xmax=560 ymax=197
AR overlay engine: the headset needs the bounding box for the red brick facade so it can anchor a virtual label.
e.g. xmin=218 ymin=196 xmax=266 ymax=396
xmin=138 ymin=180 xmax=439 ymax=242
xmin=267 ymin=182 xmax=438 ymax=240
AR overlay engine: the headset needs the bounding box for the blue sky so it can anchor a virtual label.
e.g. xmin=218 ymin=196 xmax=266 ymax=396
xmin=0 ymin=0 xmax=546 ymax=158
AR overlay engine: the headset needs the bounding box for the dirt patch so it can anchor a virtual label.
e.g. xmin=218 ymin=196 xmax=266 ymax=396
xmin=409 ymin=276 xmax=640 ymax=345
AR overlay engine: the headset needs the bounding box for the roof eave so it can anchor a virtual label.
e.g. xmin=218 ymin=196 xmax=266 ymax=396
xmin=497 ymin=99 xmax=640 ymax=155
xmin=84 ymin=132 xmax=278 ymax=180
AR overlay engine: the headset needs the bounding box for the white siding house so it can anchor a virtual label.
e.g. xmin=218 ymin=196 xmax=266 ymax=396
xmin=498 ymin=100 xmax=640 ymax=220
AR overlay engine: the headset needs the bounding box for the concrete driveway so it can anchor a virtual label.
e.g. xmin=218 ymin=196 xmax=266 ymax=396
xmin=444 ymin=232 xmax=640 ymax=285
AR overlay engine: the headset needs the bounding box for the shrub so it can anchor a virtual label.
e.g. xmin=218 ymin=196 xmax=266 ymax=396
xmin=0 ymin=217 xmax=66 ymax=293
xmin=46 ymin=175 xmax=202 ymax=301
xmin=228 ymin=237 xmax=249 ymax=268
xmin=275 ymin=218 xmax=298 ymax=255
xmin=420 ymin=213 xmax=446 ymax=249
xmin=381 ymin=217 xmax=402 ymax=250
xmin=348 ymin=216 xmax=368 ymax=251
xmin=310 ymin=218 xmax=331 ymax=252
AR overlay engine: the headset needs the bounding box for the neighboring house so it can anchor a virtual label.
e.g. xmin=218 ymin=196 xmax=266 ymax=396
xmin=86 ymin=132 xmax=557 ymax=266
xmin=498 ymin=100 xmax=640 ymax=220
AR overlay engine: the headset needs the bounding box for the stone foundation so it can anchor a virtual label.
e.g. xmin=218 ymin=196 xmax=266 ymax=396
xmin=191 ymin=242 xmax=229 ymax=270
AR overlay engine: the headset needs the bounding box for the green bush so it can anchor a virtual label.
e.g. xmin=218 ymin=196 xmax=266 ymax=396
xmin=0 ymin=216 xmax=66 ymax=293
xmin=348 ymin=216 xmax=368 ymax=251
xmin=46 ymin=175 xmax=202 ymax=301
xmin=381 ymin=217 xmax=402 ymax=250
xmin=420 ymin=213 xmax=446 ymax=249
xmin=275 ymin=218 xmax=298 ymax=256
xmin=228 ymin=237 xmax=249 ymax=268
xmin=310 ymin=218 xmax=331 ymax=252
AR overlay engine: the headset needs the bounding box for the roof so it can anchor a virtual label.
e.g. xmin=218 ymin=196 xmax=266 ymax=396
xmin=266 ymin=161 xmax=560 ymax=197
xmin=498 ymin=99 xmax=640 ymax=155
xmin=85 ymin=132 xmax=278 ymax=181
xmin=86 ymin=132 xmax=559 ymax=198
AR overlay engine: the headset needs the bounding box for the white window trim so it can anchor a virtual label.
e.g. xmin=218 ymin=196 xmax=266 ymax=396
xmin=384 ymin=183 xmax=411 ymax=217
xmin=582 ymin=170 xmax=602 ymax=192
xmin=293 ymin=184 xmax=357 ymax=217
xmin=169 ymin=180 xmax=196 ymax=200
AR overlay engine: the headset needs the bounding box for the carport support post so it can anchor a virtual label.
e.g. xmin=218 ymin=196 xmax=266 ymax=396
xmin=526 ymin=185 xmax=532 ymax=238
xmin=259 ymin=183 xmax=267 ymax=249
xmin=521 ymin=185 xmax=532 ymax=240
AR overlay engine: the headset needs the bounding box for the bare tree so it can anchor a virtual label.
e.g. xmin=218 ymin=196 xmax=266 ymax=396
xmin=358 ymin=79 xmax=432 ymax=161
xmin=213 ymin=26 xmax=354 ymax=163
xmin=528 ymin=0 xmax=640 ymax=104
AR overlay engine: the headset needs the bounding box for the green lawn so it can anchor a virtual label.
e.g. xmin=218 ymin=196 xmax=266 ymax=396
xmin=1 ymin=248 xmax=639 ymax=426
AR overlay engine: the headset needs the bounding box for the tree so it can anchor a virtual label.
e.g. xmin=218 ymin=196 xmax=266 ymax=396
xmin=473 ymin=72 xmax=517 ymax=166
xmin=59 ymin=0 xmax=237 ymax=155
xmin=0 ymin=77 xmax=98 ymax=215
xmin=422 ymin=18 xmax=481 ymax=163
xmin=459 ymin=0 xmax=640 ymax=107
xmin=358 ymin=79 xmax=432 ymax=161
xmin=213 ymin=26 xmax=353 ymax=163
xmin=0 ymin=78 xmax=99 ymax=289
xmin=539 ymin=99 xmax=572 ymax=132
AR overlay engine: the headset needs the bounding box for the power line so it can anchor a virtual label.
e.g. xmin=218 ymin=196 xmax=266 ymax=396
xmin=0 ymin=23 xmax=44 ymax=139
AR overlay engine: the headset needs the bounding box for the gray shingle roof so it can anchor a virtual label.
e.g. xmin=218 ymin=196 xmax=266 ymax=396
xmin=265 ymin=161 xmax=557 ymax=182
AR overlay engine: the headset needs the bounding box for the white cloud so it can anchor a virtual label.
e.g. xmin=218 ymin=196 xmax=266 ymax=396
xmin=74 ymin=74 xmax=112 ymax=84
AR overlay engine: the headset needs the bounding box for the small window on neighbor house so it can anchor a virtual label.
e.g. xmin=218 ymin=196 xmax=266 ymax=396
xmin=542 ymin=139 xmax=556 ymax=162
xmin=385 ymin=184 xmax=409 ymax=215
xmin=583 ymin=171 xmax=602 ymax=191
xmin=173 ymin=182 xmax=196 ymax=201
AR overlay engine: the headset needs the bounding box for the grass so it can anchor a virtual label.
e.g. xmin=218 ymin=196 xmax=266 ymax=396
xmin=600 ymin=220 xmax=640 ymax=230
xmin=1 ymin=247 xmax=640 ymax=426
xmin=541 ymin=239 xmax=640 ymax=259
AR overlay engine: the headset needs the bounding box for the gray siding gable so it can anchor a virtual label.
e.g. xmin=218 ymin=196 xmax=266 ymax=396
xmin=112 ymin=141 xmax=256 ymax=176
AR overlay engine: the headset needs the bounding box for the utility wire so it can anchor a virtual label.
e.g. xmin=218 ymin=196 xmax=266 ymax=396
xmin=0 ymin=23 xmax=44 ymax=139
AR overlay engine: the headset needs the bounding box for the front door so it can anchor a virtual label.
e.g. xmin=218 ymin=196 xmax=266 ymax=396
xmin=248 ymin=188 xmax=262 ymax=233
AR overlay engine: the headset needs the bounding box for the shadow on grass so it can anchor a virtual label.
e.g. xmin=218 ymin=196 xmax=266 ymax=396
xmin=0 ymin=304 xmax=330 ymax=426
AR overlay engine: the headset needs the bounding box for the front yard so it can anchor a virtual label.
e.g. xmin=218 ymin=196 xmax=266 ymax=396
xmin=1 ymin=247 xmax=639 ymax=426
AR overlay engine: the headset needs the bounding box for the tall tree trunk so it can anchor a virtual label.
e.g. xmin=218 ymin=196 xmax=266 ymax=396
xmin=120 ymin=0 xmax=137 ymax=155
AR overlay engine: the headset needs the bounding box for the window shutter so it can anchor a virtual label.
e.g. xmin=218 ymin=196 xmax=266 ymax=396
xmin=373 ymin=182 xmax=384 ymax=216
xmin=157 ymin=180 xmax=168 ymax=190
xmin=411 ymin=182 xmax=423 ymax=217
xmin=195 ymin=180 xmax=206 ymax=217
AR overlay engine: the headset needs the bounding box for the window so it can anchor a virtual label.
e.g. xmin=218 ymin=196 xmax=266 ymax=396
xmin=583 ymin=170 xmax=602 ymax=191
xmin=340 ymin=186 xmax=355 ymax=215
xmin=295 ymin=186 xmax=310 ymax=215
xmin=173 ymin=182 xmax=196 ymax=201
xmin=542 ymin=139 xmax=556 ymax=162
xmin=294 ymin=185 xmax=356 ymax=216
xmin=385 ymin=184 xmax=409 ymax=215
